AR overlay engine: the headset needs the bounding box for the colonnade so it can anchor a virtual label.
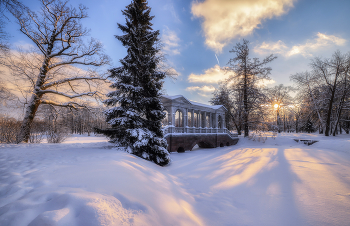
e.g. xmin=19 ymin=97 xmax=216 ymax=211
xmin=163 ymin=107 xmax=224 ymax=129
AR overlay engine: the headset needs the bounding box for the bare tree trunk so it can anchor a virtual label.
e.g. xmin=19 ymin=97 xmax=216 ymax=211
xmin=17 ymin=94 xmax=42 ymax=142
xmin=325 ymin=88 xmax=336 ymax=136
xmin=17 ymin=55 xmax=52 ymax=142
xmin=243 ymin=63 xmax=249 ymax=137
xmin=340 ymin=124 xmax=342 ymax=134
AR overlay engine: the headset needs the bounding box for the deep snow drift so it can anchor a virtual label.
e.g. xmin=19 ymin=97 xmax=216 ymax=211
xmin=0 ymin=133 xmax=349 ymax=226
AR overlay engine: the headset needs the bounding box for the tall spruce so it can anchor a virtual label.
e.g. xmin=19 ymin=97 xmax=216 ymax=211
xmin=103 ymin=0 xmax=170 ymax=166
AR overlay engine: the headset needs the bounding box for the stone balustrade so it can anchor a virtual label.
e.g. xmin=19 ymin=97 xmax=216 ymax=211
xmin=162 ymin=125 xmax=238 ymax=138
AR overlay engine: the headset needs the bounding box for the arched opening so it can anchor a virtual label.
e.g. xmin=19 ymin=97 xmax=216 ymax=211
xmin=198 ymin=141 xmax=214 ymax=148
xmin=226 ymin=142 xmax=230 ymax=146
xmin=194 ymin=113 xmax=198 ymax=127
xmin=188 ymin=111 xmax=192 ymax=127
xmin=177 ymin=147 xmax=185 ymax=153
xmin=201 ymin=113 xmax=205 ymax=128
xmin=191 ymin=144 xmax=199 ymax=151
xmin=218 ymin=115 xmax=222 ymax=129
xmin=175 ymin=110 xmax=183 ymax=127
xmin=162 ymin=110 xmax=168 ymax=127
xmin=220 ymin=143 xmax=224 ymax=147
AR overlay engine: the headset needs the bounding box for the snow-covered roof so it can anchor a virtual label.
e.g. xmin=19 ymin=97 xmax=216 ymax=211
xmin=189 ymin=100 xmax=225 ymax=110
xmin=162 ymin=95 xmax=226 ymax=111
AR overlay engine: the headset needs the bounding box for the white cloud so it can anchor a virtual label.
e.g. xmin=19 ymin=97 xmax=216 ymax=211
xmin=254 ymin=33 xmax=347 ymax=57
xmin=188 ymin=65 xmax=229 ymax=83
xmin=287 ymin=33 xmax=346 ymax=57
xmin=254 ymin=40 xmax=288 ymax=55
xmin=162 ymin=27 xmax=181 ymax=55
xmin=191 ymin=0 xmax=295 ymax=53
xmin=257 ymin=78 xmax=276 ymax=87
xmin=186 ymin=85 xmax=216 ymax=93
xmin=186 ymin=85 xmax=216 ymax=98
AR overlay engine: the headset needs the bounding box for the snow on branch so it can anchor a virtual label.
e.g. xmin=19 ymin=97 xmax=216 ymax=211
xmin=41 ymin=76 xmax=107 ymax=89
xmin=12 ymin=0 xmax=110 ymax=143
xmin=41 ymin=100 xmax=88 ymax=109
xmin=38 ymin=90 xmax=96 ymax=99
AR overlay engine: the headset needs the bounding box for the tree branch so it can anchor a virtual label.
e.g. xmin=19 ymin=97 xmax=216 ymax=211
xmin=38 ymin=90 xmax=96 ymax=99
xmin=41 ymin=100 xmax=88 ymax=109
xmin=41 ymin=76 xmax=106 ymax=89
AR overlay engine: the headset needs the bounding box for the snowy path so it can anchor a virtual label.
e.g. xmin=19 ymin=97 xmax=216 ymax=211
xmin=0 ymin=134 xmax=349 ymax=225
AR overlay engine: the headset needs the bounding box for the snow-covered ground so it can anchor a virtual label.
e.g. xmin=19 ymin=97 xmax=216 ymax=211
xmin=0 ymin=133 xmax=349 ymax=226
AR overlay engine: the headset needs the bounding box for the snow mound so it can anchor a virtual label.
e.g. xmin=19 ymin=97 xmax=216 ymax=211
xmin=0 ymin=135 xmax=202 ymax=226
xmin=1 ymin=133 xmax=350 ymax=225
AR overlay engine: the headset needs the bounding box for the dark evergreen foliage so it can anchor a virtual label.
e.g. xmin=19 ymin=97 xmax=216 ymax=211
xmin=301 ymin=119 xmax=315 ymax=133
xmin=101 ymin=0 xmax=170 ymax=166
xmin=210 ymin=84 xmax=238 ymax=132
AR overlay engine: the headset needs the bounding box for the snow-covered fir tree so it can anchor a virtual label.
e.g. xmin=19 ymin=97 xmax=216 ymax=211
xmin=102 ymin=0 xmax=170 ymax=166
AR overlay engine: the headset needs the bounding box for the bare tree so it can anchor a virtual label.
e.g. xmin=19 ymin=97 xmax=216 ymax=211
xmin=0 ymin=0 xmax=27 ymax=50
xmin=290 ymin=71 xmax=326 ymax=132
xmin=0 ymin=82 xmax=14 ymax=104
xmin=8 ymin=0 xmax=109 ymax=143
xmin=210 ymin=83 xmax=238 ymax=132
xmin=265 ymin=84 xmax=294 ymax=133
xmin=226 ymin=39 xmax=276 ymax=137
xmin=310 ymin=51 xmax=350 ymax=136
xmin=291 ymin=51 xmax=350 ymax=136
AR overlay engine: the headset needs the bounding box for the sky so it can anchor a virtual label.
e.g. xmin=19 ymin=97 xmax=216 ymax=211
xmin=3 ymin=0 xmax=350 ymax=104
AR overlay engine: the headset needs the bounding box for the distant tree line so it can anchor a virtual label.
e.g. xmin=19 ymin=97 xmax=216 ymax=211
xmin=0 ymin=106 xmax=108 ymax=143
xmin=211 ymin=41 xmax=350 ymax=137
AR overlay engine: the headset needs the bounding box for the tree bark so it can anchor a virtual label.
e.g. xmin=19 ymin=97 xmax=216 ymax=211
xmin=325 ymin=88 xmax=336 ymax=136
xmin=243 ymin=61 xmax=249 ymax=137
xmin=17 ymin=94 xmax=42 ymax=142
xmin=17 ymin=51 xmax=52 ymax=142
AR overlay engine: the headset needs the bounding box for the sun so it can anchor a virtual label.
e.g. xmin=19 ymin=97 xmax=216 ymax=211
xmin=274 ymin=104 xmax=279 ymax=109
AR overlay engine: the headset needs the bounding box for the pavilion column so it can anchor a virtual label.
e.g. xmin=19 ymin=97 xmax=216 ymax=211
xmin=206 ymin=112 xmax=208 ymax=128
xmin=209 ymin=112 xmax=212 ymax=133
xmin=191 ymin=109 xmax=194 ymax=127
xmin=222 ymin=114 xmax=226 ymax=129
xmin=201 ymin=112 xmax=204 ymax=132
xmin=184 ymin=108 xmax=188 ymax=133
xmin=167 ymin=110 xmax=172 ymax=126
xmin=220 ymin=114 xmax=224 ymax=129
xmin=169 ymin=106 xmax=175 ymax=133
xmin=202 ymin=111 xmax=206 ymax=128
xmin=209 ymin=112 xmax=212 ymax=128
xmin=198 ymin=110 xmax=202 ymax=129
